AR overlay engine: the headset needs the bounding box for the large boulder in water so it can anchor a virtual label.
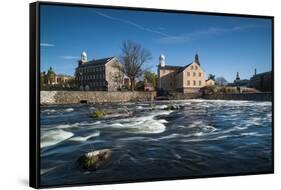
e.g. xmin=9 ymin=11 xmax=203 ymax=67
xmin=77 ymin=149 xmax=111 ymax=170
xmin=163 ymin=104 xmax=182 ymax=110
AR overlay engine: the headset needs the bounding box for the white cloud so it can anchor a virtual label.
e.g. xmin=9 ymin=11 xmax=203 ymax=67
xmin=95 ymin=11 xmax=170 ymax=37
xmin=94 ymin=11 xmax=264 ymax=45
xmin=40 ymin=43 xmax=55 ymax=47
xmin=60 ymin=56 xmax=80 ymax=60
xmin=158 ymin=25 xmax=263 ymax=44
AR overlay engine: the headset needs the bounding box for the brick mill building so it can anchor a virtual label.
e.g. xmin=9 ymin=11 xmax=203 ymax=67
xmin=75 ymin=51 xmax=124 ymax=91
xmin=158 ymin=53 xmax=214 ymax=93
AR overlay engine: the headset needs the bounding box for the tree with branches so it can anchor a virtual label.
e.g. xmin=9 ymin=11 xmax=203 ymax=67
xmin=216 ymin=76 xmax=228 ymax=86
xmin=116 ymin=40 xmax=152 ymax=90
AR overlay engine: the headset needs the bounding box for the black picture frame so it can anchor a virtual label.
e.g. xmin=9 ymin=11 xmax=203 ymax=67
xmin=30 ymin=1 xmax=274 ymax=189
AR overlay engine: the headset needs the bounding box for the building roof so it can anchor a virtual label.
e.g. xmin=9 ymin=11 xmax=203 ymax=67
xmin=79 ymin=57 xmax=115 ymax=67
xmin=159 ymin=65 xmax=183 ymax=70
xmin=176 ymin=62 xmax=193 ymax=74
xmin=175 ymin=61 xmax=200 ymax=75
xmin=253 ymin=71 xmax=272 ymax=77
xmin=159 ymin=61 xmax=201 ymax=76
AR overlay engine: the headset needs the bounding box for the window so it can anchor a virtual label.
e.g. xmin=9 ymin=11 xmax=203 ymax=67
xmin=195 ymin=66 xmax=198 ymax=70
xmin=187 ymin=72 xmax=190 ymax=76
xmin=193 ymin=80 xmax=196 ymax=86
xmin=193 ymin=72 xmax=196 ymax=77
xmin=199 ymin=72 xmax=202 ymax=77
xmin=191 ymin=66 xmax=194 ymax=70
xmin=187 ymin=80 xmax=190 ymax=86
xmin=199 ymin=81 xmax=201 ymax=86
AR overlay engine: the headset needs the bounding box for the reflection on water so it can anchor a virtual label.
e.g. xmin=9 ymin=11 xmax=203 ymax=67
xmin=40 ymin=99 xmax=273 ymax=186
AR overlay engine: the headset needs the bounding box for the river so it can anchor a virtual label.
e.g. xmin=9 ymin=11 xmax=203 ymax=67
xmin=40 ymin=99 xmax=272 ymax=186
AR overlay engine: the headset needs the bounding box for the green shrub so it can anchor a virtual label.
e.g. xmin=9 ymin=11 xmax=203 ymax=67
xmin=92 ymin=109 xmax=106 ymax=118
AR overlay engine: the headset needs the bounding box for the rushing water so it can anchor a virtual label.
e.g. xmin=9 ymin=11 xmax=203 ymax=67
xmin=40 ymin=99 xmax=273 ymax=186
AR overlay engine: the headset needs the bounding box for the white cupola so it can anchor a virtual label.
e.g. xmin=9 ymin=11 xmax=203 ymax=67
xmin=81 ymin=51 xmax=87 ymax=62
xmin=159 ymin=53 xmax=165 ymax=67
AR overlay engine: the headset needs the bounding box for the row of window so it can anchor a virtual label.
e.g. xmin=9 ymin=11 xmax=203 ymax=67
xmin=187 ymin=71 xmax=202 ymax=77
xmin=187 ymin=80 xmax=202 ymax=86
xmin=78 ymin=74 xmax=105 ymax=80
xmin=87 ymin=81 xmax=107 ymax=87
xmin=190 ymin=65 xmax=198 ymax=70
xmin=79 ymin=66 xmax=105 ymax=74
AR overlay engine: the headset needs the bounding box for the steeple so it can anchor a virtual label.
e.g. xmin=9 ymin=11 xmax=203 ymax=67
xmin=194 ymin=53 xmax=200 ymax=65
xmin=236 ymin=72 xmax=240 ymax=81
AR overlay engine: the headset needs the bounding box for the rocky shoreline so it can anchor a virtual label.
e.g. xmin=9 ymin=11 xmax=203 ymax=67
xmin=40 ymin=91 xmax=272 ymax=106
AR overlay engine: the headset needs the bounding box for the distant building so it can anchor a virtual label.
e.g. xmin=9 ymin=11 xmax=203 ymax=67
xmin=249 ymin=70 xmax=272 ymax=92
xmin=42 ymin=67 xmax=74 ymax=86
xmin=228 ymin=72 xmax=249 ymax=87
xmin=56 ymin=74 xmax=74 ymax=85
xmin=205 ymin=78 xmax=215 ymax=86
xmin=75 ymin=51 xmax=123 ymax=91
xmin=158 ymin=53 xmax=208 ymax=93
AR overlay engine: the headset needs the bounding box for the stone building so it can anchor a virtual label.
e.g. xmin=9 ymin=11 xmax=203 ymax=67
xmin=249 ymin=70 xmax=272 ymax=92
xmin=41 ymin=67 xmax=74 ymax=86
xmin=158 ymin=53 xmax=210 ymax=93
xmin=75 ymin=51 xmax=123 ymax=91
xmin=205 ymin=78 xmax=215 ymax=86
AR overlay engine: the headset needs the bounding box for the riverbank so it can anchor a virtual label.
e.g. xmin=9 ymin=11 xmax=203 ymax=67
xmin=40 ymin=91 xmax=272 ymax=105
xmin=41 ymin=91 xmax=156 ymax=105
xmin=203 ymin=92 xmax=272 ymax=101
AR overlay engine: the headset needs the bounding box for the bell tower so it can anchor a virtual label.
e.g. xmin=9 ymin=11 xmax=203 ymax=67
xmin=81 ymin=51 xmax=87 ymax=63
xmin=159 ymin=53 xmax=165 ymax=67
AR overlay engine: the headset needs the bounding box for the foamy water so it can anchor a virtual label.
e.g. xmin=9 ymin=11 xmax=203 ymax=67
xmin=40 ymin=99 xmax=273 ymax=186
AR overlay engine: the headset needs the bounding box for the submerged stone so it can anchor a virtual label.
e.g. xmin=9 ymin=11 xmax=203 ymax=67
xmin=92 ymin=108 xmax=133 ymax=119
xmin=77 ymin=149 xmax=111 ymax=170
xmin=163 ymin=104 xmax=182 ymax=110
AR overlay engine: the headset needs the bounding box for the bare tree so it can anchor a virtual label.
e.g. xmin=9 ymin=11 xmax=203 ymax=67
xmin=116 ymin=40 xmax=152 ymax=90
xmin=216 ymin=76 xmax=228 ymax=86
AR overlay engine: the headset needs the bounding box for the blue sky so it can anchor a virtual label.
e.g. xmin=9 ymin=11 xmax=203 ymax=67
xmin=40 ymin=4 xmax=272 ymax=82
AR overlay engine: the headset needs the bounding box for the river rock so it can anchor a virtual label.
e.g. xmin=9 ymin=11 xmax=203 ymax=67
xmin=77 ymin=149 xmax=111 ymax=170
xmin=92 ymin=107 xmax=133 ymax=119
xmin=163 ymin=104 xmax=182 ymax=110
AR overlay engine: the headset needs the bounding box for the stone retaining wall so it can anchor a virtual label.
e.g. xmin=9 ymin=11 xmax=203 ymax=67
xmin=203 ymin=92 xmax=272 ymax=101
xmin=41 ymin=91 xmax=156 ymax=105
